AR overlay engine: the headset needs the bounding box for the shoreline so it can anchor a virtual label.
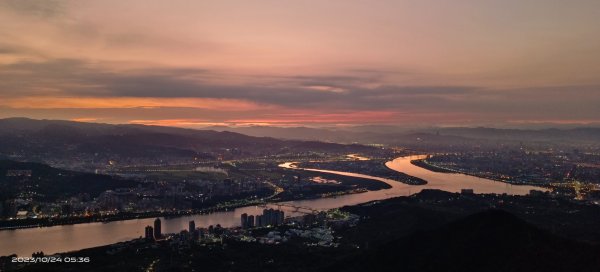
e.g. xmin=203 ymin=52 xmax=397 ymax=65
xmin=411 ymin=158 xmax=553 ymax=189
xmin=2 ymin=156 xmax=548 ymax=231
xmin=2 ymin=155 xmax=552 ymax=257
xmin=294 ymin=160 xmax=428 ymax=186
xmin=0 ymin=189 xmax=368 ymax=231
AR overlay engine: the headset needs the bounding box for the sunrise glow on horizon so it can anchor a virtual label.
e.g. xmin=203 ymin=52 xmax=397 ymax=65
xmin=1 ymin=0 xmax=600 ymax=128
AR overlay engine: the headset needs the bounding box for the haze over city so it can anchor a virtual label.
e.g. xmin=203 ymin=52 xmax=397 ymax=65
xmin=1 ymin=0 xmax=600 ymax=127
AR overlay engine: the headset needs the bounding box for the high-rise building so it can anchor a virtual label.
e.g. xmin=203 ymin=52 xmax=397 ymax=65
xmin=145 ymin=225 xmax=154 ymax=240
xmin=270 ymin=209 xmax=275 ymax=225
xmin=260 ymin=208 xmax=284 ymax=226
xmin=256 ymin=215 xmax=263 ymax=227
xmin=277 ymin=210 xmax=285 ymax=225
xmin=241 ymin=213 xmax=248 ymax=228
xmin=190 ymin=220 xmax=199 ymax=240
xmin=270 ymin=208 xmax=276 ymax=225
xmin=154 ymin=218 xmax=162 ymax=239
xmin=189 ymin=220 xmax=196 ymax=233
xmin=263 ymin=209 xmax=271 ymax=226
xmin=248 ymin=215 xmax=255 ymax=228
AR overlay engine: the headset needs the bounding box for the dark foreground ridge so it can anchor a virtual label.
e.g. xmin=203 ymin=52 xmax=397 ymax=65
xmin=334 ymin=209 xmax=600 ymax=272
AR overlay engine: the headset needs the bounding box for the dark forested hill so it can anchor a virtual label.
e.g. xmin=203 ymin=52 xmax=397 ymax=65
xmin=0 ymin=160 xmax=138 ymax=203
xmin=334 ymin=209 xmax=600 ymax=272
xmin=0 ymin=118 xmax=374 ymax=166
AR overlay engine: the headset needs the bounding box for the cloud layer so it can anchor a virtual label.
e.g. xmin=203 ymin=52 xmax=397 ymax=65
xmin=1 ymin=0 xmax=600 ymax=127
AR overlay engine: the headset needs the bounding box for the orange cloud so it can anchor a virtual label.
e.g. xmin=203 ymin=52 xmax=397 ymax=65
xmin=128 ymin=119 xmax=229 ymax=127
xmin=0 ymin=96 xmax=266 ymax=111
xmin=70 ymin=117 xmax=100 ymax=122
xmin=119 ymin=111 xmax=399 ymax=128
xmin=108 ymin=110 xmax=474 ymax=128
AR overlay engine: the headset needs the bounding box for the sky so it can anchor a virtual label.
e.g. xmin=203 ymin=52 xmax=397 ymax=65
xmin=1 ymin=0 xmax=600 ymax=128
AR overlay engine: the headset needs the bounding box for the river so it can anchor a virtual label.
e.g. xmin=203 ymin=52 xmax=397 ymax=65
xmin=0 ymin=155 xmax=546 ymax=256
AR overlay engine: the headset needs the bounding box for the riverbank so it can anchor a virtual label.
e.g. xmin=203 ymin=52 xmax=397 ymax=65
xmin=412 ymin=158 xmax=553 ymax=189
xmin=0 ymin=187 xmax=370 ymax=231
xmin=298 ymin=160 xmax=427 ymax=185
xmin=1 ymin=156 xmax=549 ymax=257
xmin=0 ymin=202 xmax=253 ymax=231
xmin=410 ymin=159 xmax=454 ymax=173
xmin=1 ymin=156 xmax=547 ymax=234
xmin=7 ymin=189 xmax=600 ymax=271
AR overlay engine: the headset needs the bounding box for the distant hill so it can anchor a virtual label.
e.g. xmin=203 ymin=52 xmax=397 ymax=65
xmin=207 ymin=125 xmax=359 ymax=142
xmin=207 ymin=125 xmax=461 ymax=144
xmin=0 ymin=160 xmax=138 ymax=203
xmin=0 ymin=118 xmax=375 ymax=168
xmin=432 ymin=126 xmax=600 ymax=143
xmin=209 ymin=124 xmax=600 ymax=147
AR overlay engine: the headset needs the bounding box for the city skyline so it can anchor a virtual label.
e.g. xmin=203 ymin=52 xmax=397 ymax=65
xmin=1 ymin=0 xmax=600 ymax=128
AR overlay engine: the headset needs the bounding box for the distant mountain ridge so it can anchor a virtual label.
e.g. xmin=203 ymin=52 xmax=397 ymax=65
xmin=0 ymin=159 xmax=138 ymax=203
xmin=208 ymin=124 xmax=600 ymax=145
xmin=2 ymin=118 xmax=599 ymax=169
xmin=0 ymin=118 xmax=374 ymax=168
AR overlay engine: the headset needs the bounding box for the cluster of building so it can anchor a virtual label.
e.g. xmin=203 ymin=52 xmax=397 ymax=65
xmin=95 ymin=178 xmax=267 ymax=212
xmin=133 ymin=208 xmax=361 ymax=251
xmin=1 ymin=175 xmax=271 ymax=221
xmin=427 ymin=150 xmax=600 ymax=186
xmin=240 ymin=208 xmax=285 ymax=229
xmin=425 ymin=150 xmax=600 ymax=201
xmin=144 ymin=218 xmax=163 ymax=241
xmin=144 ymin=218 xmax=226 ymax=244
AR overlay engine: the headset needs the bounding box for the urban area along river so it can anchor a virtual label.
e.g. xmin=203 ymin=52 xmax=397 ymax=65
xmin=0 ymin=155 xmax=547 ymax=256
